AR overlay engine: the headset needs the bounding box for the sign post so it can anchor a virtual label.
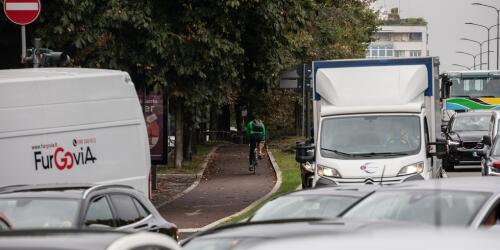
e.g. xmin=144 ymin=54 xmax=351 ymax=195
xmin=3 ymin=0 xmax=41 ymax=63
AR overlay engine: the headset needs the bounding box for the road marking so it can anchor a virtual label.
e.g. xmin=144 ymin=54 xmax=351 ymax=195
xmin=6 ymin=3 xmax=39 ymax=11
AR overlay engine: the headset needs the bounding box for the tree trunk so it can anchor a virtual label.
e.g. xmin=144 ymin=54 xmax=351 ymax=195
xmin=183 ymin=125 xmax=193 ymax=161
xmin=235 ymin=103 xmax=243 ymax=132
xmin=174 ymin=100 xmax=183 ymax=169
xmin=210 ymin=106 xmax=217 ymax=141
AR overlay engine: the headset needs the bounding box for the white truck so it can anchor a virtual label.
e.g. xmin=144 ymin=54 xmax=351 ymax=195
xmin=0 ymin=68 xmax=151 ymax=197
xmin=297 ymin=57 xmax=446 ymax=187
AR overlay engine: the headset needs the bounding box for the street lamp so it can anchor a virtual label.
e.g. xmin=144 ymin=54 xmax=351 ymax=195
xmin=460 ymin=38 xmax=484 ymax=69
xmin=465 ymin=22 xmax=499 ymax=69
xmin=452 ymin=64 xmax=472 ymax=70
xmin=472 ymin=2 xmax=500 ymax=70
xmin=456 ymin=51 xmax=478 ymax=69
xmin=456 ymin=51 xmax=493 ymax=70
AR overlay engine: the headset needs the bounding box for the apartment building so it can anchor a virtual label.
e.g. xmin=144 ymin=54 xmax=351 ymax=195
xmin=367 ymin=9 xmax=429 ymax=59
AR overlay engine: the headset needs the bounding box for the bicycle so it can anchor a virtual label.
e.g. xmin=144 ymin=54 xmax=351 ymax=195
xmin=250 ymin=146 xmax=257 ymax=174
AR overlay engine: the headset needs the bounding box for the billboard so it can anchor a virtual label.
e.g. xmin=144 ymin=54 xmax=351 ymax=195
xmin=139 ymin=94 xmax=167 ymax=165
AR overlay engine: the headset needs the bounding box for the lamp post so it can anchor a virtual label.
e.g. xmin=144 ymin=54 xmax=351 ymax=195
xmin=472 ymin=3 xmax=500 ymax=70
xmin=456 ymin=51 xmax=478 ymax=70
xmin=460 ymin=38 xmax=483 ymax=69
xmin=452 ymin=64 xmax=472 ymax=70
xmin=465 ymin=22 xmax=499 ymax=69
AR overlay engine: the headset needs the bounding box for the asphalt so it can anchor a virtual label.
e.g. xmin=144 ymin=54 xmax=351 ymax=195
xmin=158 ymin=144 xmax=276 ymax=230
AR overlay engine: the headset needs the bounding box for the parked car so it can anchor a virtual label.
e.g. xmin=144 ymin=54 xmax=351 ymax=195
xmin=339 ymin=177 xmax=500 ymax=228
xmin=0 ymin=229 xmax=181 ymax=250
xmin=246 ymin=228 xmax=500 ymax=250
xmin=442 ymin=111 xmax=492 ymax=171
xmin=0 ymin=184 xmax=178 ymax=240
xmin=479 ymin=135 xmax=500 ymax=176
xmin=182 ymin=218 xmax=423 ymax=250
xmin=247 ymin=186 xmax=376 ymax=222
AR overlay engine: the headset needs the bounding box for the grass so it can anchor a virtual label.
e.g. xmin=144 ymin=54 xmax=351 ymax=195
xmin=157 ymin=143 xmax=219 ymax=175
xmin=222 ymin=136 xmax=304 ymax=224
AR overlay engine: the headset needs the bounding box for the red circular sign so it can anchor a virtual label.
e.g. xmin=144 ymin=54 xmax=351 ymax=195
xmin=3 ymin=0 xmax=41 ymax=25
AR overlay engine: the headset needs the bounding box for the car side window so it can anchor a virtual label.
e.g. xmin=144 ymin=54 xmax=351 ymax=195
xmin=133 ymin=198 xmax=151 ymax=218
xmin=110 ymin=194 xmax=143 ymax=227
xmin=84 ymin=196 xmax=115 ymax=227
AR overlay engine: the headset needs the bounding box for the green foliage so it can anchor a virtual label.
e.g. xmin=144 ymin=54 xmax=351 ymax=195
xmin=1 ymin=0 xmax=379 ymax=138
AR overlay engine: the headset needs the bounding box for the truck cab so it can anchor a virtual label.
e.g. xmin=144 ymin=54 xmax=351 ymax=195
xmin=297 ymin=58 xmax=446 ymax=187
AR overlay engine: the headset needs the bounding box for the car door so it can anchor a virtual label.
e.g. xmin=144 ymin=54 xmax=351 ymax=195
xmin=108 ymin=193 xmax=154 ymax=232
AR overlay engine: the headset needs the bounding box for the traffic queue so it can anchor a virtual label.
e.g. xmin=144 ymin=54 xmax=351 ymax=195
xmin=1 ymin=61 xmax=500 ymax=250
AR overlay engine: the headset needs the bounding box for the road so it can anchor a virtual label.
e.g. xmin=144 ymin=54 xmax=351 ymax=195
xmin=446 ymin=165 xmax=482 ymax=178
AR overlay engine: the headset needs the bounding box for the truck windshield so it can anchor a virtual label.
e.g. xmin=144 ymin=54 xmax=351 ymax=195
xmin=320 ymin=115 xmax=421 ymax=158
xmin=450 ymin=76 xmax=500 ymax=97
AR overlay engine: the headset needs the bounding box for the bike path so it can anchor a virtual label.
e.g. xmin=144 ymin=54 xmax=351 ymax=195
xmin=158 ymin=144 xmax=276 ymax=229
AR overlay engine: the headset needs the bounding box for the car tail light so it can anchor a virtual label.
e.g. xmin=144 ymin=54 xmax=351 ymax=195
xmin=492 ymin=161 xmax=500 ymax=169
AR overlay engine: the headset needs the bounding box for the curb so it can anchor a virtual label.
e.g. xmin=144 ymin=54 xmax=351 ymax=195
xmin=179 ymin=149 xmax=283 ymax=233
xmin=156 ymin=145 xmax=220 ymax=209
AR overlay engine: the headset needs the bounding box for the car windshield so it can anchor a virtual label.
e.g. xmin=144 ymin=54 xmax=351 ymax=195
xmin=0 ymin=198 xmax=80 ymax=229
xmin=452 ymin=115 xmax=490 ymax=131
xmin=342 ymin=190 xmax=490 ymax=226
xmin=249 ymin=195 xmax=359 ymax=222
xmin=320 ymin=115 xmax=421 ymax=157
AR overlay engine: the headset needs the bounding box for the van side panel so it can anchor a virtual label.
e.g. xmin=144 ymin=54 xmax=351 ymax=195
xmin=0 ymin=69 xmax=151 ymax=195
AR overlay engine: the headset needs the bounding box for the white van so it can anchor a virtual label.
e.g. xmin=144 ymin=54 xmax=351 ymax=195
xmin=0 ymin=68 xmax=151 ymax=197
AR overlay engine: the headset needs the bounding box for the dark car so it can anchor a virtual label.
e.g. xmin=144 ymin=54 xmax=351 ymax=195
xmin=247 ymin=186 xmax=375 ymax=222
xmin=442 ymin=111 xmax=492 ymax=171
xmin=0 ymin=229 xmax=181 ymax=250
xmin=0 ymin=184 xmax=178 ymax=240
xmin=480 ymin=135 xmax=500 ymax=176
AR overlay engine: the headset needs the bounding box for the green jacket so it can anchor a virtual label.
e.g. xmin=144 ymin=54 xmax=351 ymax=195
xmin=246 ymin=119 xmax=266 ymax=139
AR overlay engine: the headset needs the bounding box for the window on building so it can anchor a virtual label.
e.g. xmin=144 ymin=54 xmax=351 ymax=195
xmin=394 ymin=50 xmax=406 ymax=57
xmin=409 ymin=50 xmax=422 ymax=57
xmin=409 ymin=32 xmax=423 ymax=41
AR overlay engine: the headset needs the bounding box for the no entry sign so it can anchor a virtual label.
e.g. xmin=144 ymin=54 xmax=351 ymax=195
xmin=3 ymin=0 xmax=41 ymax=25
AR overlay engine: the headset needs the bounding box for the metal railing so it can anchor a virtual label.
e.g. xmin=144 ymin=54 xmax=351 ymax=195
xmin=199 ymin=130 xmax=247 ymax=144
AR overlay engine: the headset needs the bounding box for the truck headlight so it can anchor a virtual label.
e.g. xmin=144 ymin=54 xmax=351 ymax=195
xmin=317 ymin=165 xmax=341 ymax=178
xmin=303 ymin=162 xmax=314 ymax=172
xmin=398 ymin=162 xmax=424 ymax=176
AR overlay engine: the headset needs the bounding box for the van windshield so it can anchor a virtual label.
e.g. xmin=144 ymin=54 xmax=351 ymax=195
xmin=0 ymin=198 xmax=79 ymax=229
xmin=320 ymin=115 xmax=421 ymax=158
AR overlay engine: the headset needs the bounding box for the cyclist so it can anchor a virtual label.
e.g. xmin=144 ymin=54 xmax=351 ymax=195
xmin=246 ymin=116 xmax=266 ymax=171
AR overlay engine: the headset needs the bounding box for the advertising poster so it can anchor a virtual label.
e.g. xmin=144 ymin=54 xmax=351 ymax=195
xmin=139 ymin=94 xmax=167 ymax=164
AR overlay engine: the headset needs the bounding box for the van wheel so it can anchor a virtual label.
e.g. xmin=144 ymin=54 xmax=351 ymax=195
xmin=443 ymin=159 xmax=454 ymax=172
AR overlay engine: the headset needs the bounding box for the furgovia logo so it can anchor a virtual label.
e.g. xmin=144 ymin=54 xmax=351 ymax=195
xmin=33 ymin=138 xmax=97 ymax=171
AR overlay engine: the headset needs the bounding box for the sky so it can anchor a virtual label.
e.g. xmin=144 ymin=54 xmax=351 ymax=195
xmin=373 ymin=0 xmax=500 ymax=72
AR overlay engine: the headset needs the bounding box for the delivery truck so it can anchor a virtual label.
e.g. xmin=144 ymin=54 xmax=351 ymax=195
xmin=296 ymin=57 xmax=447 ymax=187
xmin=0 ymin=68 xmax=151 ymax=196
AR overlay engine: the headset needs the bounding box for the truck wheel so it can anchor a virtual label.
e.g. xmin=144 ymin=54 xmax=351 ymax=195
xmin=443 ymin=159 xmax=454 ymax=172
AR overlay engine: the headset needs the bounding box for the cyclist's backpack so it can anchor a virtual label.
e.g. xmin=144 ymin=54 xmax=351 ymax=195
xmin=253 ymin=120 xmax=264 ymax=132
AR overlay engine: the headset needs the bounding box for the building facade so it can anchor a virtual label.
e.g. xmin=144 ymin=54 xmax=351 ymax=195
xmin=367 ymin=11 xmax=429 ymax=59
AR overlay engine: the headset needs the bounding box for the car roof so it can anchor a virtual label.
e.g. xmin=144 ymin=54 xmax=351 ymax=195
xmin=285 ymin=185 xmax=377 ymax=197
xmin=0 ymin=229 xmax=129 ymax=250
xmin=379 ymin=177 xmax=500 ymax=193
xmin=0 ymin=183 xmax=134 ymax=199
xmin=182 ymin=218 xmax=424 ymax=245
xmin=248 ymin=228 xmax=499 ymax=250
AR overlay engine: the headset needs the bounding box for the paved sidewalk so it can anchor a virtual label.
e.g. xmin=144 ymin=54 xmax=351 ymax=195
xmin=157 ymin=144 xmax=276 ymax=229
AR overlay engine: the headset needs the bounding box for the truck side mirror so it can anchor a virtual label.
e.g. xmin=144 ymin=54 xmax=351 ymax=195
xmin=428 ymin=139 xmax=447 ymax=159
xmin=296 ymin=142 xmax=315 ymax=163
xmin=483 ymin=136 xmax=492 ymax=146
